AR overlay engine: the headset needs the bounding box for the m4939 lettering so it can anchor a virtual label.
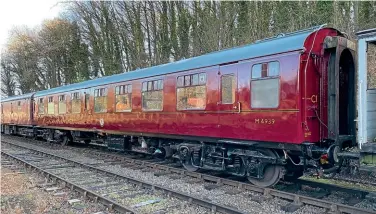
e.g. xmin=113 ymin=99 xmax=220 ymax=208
xmin=255 ymin=118 xmax=275 ymax=124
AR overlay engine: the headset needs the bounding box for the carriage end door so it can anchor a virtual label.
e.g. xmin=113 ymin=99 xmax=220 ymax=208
xmin=217 ymin=64 xmax=239 ymax=137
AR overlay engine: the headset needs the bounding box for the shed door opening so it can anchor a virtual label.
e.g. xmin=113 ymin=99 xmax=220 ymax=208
xmin=338 ymin=49 xmax=355 ymax=136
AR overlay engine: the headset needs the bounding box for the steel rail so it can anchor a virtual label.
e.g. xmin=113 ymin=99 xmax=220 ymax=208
xmin=1 ymin=140 xmax=246 ymax=214
xmin=327 ymin=176 xmax=376 ymax=187
xmin=1 ymin=152 xmax=137 ymax=214
xmin=292 ymin=179 xmax=370 ymax=199
xmin=3 ymin=137 xmax=376 ymax=214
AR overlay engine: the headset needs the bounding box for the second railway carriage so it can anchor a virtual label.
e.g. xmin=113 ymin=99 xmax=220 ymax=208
xmin=1 ymin=93 xmax=34 ymax=135
xmin=1 ymin=25 xmax=357 ymax=187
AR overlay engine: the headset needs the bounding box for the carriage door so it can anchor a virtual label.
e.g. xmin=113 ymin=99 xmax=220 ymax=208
xmin=30 ymin=98 xmax=34 ymax=123
xmin=217 ymin=64 xmax=239 ymax=138
xmin=84 ymin=89 xmax=92 ymax=115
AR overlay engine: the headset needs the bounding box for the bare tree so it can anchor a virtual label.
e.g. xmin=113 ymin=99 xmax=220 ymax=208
xmin=1 ymin=55 xmax=16 ymax=96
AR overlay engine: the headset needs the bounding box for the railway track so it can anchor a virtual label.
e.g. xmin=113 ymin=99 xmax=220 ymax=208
xmin=1 ymin=141 xmax=240 ymax=214
xmin=2 ymin=135 xmax=376 ymax=214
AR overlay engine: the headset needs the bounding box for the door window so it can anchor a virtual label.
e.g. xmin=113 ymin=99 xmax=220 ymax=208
xmin=251 ymin=61 xmax=280 ymax=108
xmin=221 ymin=74 xmax=236 ymax=104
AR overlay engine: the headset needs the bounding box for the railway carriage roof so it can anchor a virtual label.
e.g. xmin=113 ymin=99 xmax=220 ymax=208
xmin=1 ymin=93 xmax=34 ymax=102
xmin=5 ymin=25 xmax=325 ymax=99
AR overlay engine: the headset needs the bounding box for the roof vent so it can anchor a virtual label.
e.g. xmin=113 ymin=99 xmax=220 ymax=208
xmin=276 ymin=33 xmax=285 ymax=38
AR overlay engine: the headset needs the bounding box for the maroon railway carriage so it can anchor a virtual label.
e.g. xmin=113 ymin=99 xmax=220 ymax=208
xmin=1 ymin=25 xmax=357 ymax=187
xmin=1 ymin=93 xmax=34 ymax=135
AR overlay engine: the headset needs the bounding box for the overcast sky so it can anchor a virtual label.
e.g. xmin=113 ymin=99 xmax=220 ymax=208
xmin=0 ymin=0 xmax=62 ymax=50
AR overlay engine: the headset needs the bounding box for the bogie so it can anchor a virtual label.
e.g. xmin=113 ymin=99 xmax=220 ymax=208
xmin=176 ymin=142 xmax=286 ymax=186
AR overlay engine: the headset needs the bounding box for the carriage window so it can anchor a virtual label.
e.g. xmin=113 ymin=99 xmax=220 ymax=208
xmin=94 ymin=88 xmax=107 ymax=113
xmin=192 ymin=74 xmax=199 ymax=85
xmin=142 ymin=82 xmax=147 ymax=92
xmin=47 ymin=96 xmax=55 ymax=114
xmin=177 ymin=73 xmax=206 ymax=110
xmin=184 ymin=75 xmax=190 ymax=86
xmin=58 ymin=95 xmax=66 ymax=114
xmin=115 ymin=84 xmax=132 ymax=112
xmin=221 ymin=75 xmax=236 ymax=104
xmin=251 ymin=61 xmax=280 ymax=108
xmin=199 ymin=73 xmax=206 ymax=84
xmin=38 ymin=98 xmax=44 ymax=114
xmin=10 ymin=103 xmax=13 ymax=113
xmin=17 ymin=101 xmax=21 ymax=111
xmin=268 ymin=61 xmax=279 ymax=76
xmin=177 ymin=76 xmax=184 ymax=87
xmin=71 ymin=92 xmax=81 ymax=113
xmin=1 ymin=104 xmax=3 ymax=114
xmin=142 ymin=80 xmax=163 ymax=111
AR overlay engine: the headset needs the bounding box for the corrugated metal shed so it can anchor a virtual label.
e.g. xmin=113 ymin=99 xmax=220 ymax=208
xmin=367 ymin=89 xmax=376 ymax=142
xmin=356 ymin=28 xmax=376 ymax=146
xmin=31 ymin=25 xmax=322 ymax=97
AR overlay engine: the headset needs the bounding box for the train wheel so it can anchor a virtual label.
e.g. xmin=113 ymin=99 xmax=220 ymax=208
xmin=61 ymin=136 xmax=70 ymax=146
xmin=182 ymin=157 xmax=200 ymax=172
xmin=247 ymin=149 xmax=282 ymax=187
xmin=180 ymin=147 xmax=199 ymax=172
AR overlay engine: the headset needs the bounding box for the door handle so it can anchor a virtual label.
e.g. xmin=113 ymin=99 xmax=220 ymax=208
xmin=237 ymin=101 xmax=241 ymax=113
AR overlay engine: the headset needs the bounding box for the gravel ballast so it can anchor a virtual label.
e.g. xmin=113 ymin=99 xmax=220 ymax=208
xmin=0 ymin=165 xmax=113 ymax=214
